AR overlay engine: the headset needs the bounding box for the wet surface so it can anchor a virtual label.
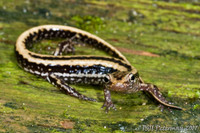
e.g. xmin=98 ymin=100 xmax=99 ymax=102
xmin=0 ymin=0 xmax=200 ymax=132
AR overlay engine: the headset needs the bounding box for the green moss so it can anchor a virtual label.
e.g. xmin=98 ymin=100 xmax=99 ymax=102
xmin=193 ymin=104 xmax=200 ymax=110
xmin=0 ymin=0 xmax=200 ymax=132
xmin=71 ymin=15 xmax=104 ymax=32
xmin=0 ymin=103 xmax=14 ymax=114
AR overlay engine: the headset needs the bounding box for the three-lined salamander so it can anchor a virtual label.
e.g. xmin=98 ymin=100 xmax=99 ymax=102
xmin=15 ymin=25 xmax=182 ymax=111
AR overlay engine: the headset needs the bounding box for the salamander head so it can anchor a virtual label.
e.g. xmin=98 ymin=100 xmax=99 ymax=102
xmin=104 ymin=70 xmax=140 ymax=93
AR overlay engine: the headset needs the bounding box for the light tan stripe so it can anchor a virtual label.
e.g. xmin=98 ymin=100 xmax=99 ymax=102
xmin=27 ymin=52 xmax=131 ymax=72
xmin=16 ymin=25 xmax=131 ymax=65
xmin=16 ymin=25 xmax=137 ymax=72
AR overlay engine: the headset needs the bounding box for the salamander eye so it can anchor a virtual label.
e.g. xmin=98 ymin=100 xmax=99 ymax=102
xmin=103 ymin=75 xmax=110 ymax=83
xmin=129 ymin=74 xmax=135 ymax=82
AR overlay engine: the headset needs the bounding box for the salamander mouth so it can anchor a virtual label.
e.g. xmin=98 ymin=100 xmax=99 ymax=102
xmin=108 ymin=82 xmax=140 ymax=93
xmin=109 ymin=83 xmax=126 ymax=92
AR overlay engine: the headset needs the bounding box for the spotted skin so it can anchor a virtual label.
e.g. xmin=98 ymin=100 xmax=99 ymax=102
xmin=47 ymin=74 xmax=96 ymax=101
xmin=139 ymin=83 xmax=182 ymax=110
xmin=54 ymin=35 xmax=77 ymax=56
xmin=15 ymin=25 xmax=182 ymax=112
xmin=102 ymin=88 xmax=116 ymax=112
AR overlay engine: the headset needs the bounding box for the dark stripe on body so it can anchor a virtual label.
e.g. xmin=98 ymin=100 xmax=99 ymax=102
xmin=16 ymin=51 xmax=117 ymax=76
xmin=28 ymin=53 xmax=132 ymax=71
xmin=24 ymin=28 xmax=124 ymax=60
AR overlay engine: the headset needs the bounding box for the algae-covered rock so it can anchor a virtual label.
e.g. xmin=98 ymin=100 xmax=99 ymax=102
xmin=0 ymin=0 xmax=199 ymax=132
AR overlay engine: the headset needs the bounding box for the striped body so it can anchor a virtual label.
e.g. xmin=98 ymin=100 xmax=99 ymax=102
xmin=15 ymin=25 xmax=133 ymax=84
xmin=15 ymin=25 xmax=182 ymax=111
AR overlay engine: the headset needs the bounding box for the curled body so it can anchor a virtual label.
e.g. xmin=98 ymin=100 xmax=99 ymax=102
xmin=15 ymin=25 xmax=182 ymax=111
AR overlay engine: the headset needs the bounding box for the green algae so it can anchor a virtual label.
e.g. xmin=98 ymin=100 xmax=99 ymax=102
xmin=0 ymin=0 xmax=200 ymax=132
xmin=71 ymin=15 xmax=104 ymax=32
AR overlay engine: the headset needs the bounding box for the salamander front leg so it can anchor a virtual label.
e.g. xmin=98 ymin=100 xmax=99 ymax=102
xmin=46 ymin=74 xmax=96 ymax=102
xmin=101 ymin=88 xmax=116 ymax=113
xmin=139 ymin=83 xmax=182 ymax=111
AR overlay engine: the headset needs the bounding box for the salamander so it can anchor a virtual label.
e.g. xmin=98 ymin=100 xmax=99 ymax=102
xmin=15 ymin=25 xmax=182 ymax=112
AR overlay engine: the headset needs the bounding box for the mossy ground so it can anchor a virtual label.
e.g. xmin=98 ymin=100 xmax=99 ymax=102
xmin=0 ymin=0 xmax=200 ymax=132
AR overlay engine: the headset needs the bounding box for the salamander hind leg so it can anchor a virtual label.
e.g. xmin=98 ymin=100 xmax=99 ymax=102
xmin=101 ymin=88 xmax=116 ymax=113
xmin=53 ymin=39 xmax=75 ymax=56
xmin=46 ymin=73 xmax=96 ymax=102
xmin=139 ymin=83 xmax=182 ymax=111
